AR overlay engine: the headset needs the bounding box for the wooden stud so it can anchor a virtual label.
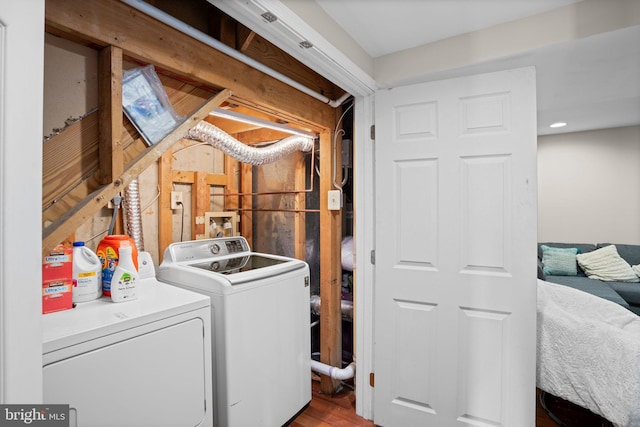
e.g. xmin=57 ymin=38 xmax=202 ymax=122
xmin=240 ymin=162 xmax=253 ymax=245
xmin=224 ymin=154 xmax=239 ymax=213
xmin=193 ymin=171 xmax=209 ymax=239
xmin=158 ymin=149 xmax=173 ymax=256
xmin=294 ymin=151 xmax=307 ymax=261
xmin=319 ymin=129 xmax=342 ymax=394
xmin=234 ymin=133 xmax=254 ymax=245
xmin=97 ymin=45 xmax=123 ymax=185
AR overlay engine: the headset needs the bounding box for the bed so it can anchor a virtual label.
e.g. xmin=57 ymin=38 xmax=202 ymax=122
xmin=537 ymin=279 xmax=640 ymax=427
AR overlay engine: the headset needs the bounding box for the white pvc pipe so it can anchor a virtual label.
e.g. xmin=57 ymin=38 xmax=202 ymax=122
xmin=121 ymin=0 xmax=350 ymax=108
xmin=310 ymin=359 xmax=356 ymax=381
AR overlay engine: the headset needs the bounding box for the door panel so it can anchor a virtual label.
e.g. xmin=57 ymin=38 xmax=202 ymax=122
xmin=374 ymin=68 xmax=537 ymax=426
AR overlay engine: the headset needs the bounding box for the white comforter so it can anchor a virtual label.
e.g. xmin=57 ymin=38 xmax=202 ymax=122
xmin=537 ymin=279 xmax=640 ymax=427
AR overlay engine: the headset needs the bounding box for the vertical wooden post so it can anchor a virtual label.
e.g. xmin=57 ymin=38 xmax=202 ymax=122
xmin=158 ymin=150 xmax=173 ymax=255
xmin=294 ymin=151 xmax=306 ymax=261
xmin=319 ymin=130 xmax=342 ymax=394
xmin=240 ymin=162 xmax=253 ymax=244
xmin=97 ymin=45 xmax=123 ymax=185
xmin=224 ymin=155 xmax=240 ymax=212
xmin=193 ymin=171 xmax=209 ymax=239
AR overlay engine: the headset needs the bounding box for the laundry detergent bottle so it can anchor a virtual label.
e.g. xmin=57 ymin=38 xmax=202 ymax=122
xmin=72 ymin=241 xmax=102 ymax=303
xmin=110 ymin=242 xmax=139 ymax=303
xmin=97 ymin=235 xmax=138 ymax=296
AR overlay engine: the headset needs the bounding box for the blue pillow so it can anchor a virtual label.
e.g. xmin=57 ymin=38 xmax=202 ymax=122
xmin=541 ymin=245 xmax=579 ymax=276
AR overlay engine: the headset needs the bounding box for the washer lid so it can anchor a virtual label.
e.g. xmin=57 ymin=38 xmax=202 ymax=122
xmin=190 ymin=254 xmax=287 ymax=274
xmin=186 ymin=254 xmax=306 ymax=285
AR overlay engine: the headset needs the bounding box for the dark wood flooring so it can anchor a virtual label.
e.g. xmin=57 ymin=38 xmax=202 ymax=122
xmin=289 ymin=380 xmax=374 ymax=427
xmin=290 ymin=381 xmax=613 ymax=426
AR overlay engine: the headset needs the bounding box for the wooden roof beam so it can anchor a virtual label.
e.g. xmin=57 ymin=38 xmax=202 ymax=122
xmin=45 ymin=0 xmax=335 ymax=132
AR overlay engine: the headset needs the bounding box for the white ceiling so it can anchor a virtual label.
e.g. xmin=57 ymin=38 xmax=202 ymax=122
xmin=212 ymin=0 xmax=640 ymax=136
xmin=314 ymin=0 xmax=581 ymax=58
xmin=313 ymin=0 xmax=640 ymax=136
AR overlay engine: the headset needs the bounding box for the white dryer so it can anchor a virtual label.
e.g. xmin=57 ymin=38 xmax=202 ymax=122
xmin=157 ymin=237 xmax=311 ymax=427
xmin=42 ymin=252 xmax=213 ymax=427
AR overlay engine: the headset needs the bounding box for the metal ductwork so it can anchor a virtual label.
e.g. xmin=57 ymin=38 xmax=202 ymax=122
xmin=187 ymin=121 xmax=314 ymax=165
xmin=124 ymin=178 xmax=145 ymax=251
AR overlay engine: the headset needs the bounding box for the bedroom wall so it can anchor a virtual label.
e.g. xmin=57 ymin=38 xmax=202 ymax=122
xmin=537 ymin=125 xmax=640 ymax=244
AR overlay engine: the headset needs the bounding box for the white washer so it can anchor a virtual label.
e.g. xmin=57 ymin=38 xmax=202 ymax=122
xmin=157 ymin=237 xmax=311 ymax=427
xmin=43 ymin=252 xmax=213 ymax=427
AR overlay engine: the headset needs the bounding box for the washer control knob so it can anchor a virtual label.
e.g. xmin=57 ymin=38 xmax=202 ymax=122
xmin=209 ymin=243 xmax=221 ymax=255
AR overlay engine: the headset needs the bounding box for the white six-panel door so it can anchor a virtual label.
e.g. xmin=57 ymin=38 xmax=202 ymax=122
xmin=373 ymin=67 xmax=537 ymax=426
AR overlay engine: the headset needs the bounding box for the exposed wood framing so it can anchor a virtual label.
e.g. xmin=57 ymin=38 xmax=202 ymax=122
xmin=159 ymin=147 xmax=229 ymax=253
xmin=158 ymin=149 xmax=173 ymax=256
xmin=193 ymin=171 xmax=209 ymax=239
xmin=224 ymin=155 xmax=240 ymax=214
xmin=43 ymin=90 xmax=232 ymax=257
xmin=97 ymin=45 xmax=123 ymax=184
xmin=158 ymin=151 xmax=230 ymax=253
xmin=294 ymin=151 xmax=307 ymax=261
xmin=240 ymin=162 xmax=253 ymax=247
xmin=45 ymin=0 xmax=335 ymax=132
xmin=237 ymin=26 xmax=256 ymax=52
xmin=319 ymin=130 xmax=343 ymax=393
xmin=42 ymin=75 xmax=214 ymax=232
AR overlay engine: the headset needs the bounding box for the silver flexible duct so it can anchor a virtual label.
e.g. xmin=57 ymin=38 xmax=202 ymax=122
xmin=187 ymin=121 xmax=314 ymax=165
xmin=124 ymin=178 xmax=145 ymax=251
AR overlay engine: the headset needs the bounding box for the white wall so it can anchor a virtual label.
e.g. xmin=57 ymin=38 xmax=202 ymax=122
xmin=0 ymin=0 xmax=44 ymax=403
xmin=373 ymin=0 xmax=640 ymax=87
xmin=537 ymin=125 xmax=640 ymax=244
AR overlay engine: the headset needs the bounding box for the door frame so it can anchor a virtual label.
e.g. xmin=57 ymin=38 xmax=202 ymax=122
xmin=0 ymin=0 xmax=45 ymax=403
xmin=354 ymin=94 xmax=375 ymax=419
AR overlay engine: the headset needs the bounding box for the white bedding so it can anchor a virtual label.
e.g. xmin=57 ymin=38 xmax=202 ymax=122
xmin=537 ymin=279 xmax=640 ymax=427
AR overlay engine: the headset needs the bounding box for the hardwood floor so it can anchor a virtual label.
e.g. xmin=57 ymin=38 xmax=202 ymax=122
xmin=289 ymin=380 xmax=374 ymax=427
xmin=290 ymin=381 xmax=612 ymax=426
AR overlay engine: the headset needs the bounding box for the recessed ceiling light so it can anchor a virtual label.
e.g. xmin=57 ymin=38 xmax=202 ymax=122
xmin=549 ymin=122 xmax=567 ymax=128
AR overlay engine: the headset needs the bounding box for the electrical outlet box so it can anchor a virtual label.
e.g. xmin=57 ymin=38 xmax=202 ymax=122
xmin=328 ymin=190 xmax=341 ymax=211
xmin=171 ymin=191 xmax=183 ymax=209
